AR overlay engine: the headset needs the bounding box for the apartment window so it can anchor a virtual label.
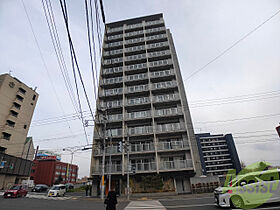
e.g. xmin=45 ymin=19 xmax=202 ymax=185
xmin=55 ymin=171 xmax=60 ymax=175
xmin=13 ymin=102 xmax=21 ymax=110
xmin=6 ymin=120 xmax=15 ymax=128
xmin=18 ymin=87 xmax=26 ymax=94
xmin=23 ymin=125 xmax=27 ymax=129
xmin=10 ymin=110 xmax=18 ymax=117
xmin=32 ymin=94 xmax=36 ymax=101
xmin=16 ymin=94 xmax=24 ymax=102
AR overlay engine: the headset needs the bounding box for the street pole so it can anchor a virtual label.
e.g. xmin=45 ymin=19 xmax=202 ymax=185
xmin=100 ymin=112 xmax=106 ymax=200
xmin=127 ymin=134 xmax=130 ymax=200
xmin=108 ymin=137 xmax=112 ymax=191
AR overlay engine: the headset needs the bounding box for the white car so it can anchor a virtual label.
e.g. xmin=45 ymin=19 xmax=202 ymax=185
xmin=214 ymin=169 xmax=280 ymax=208
xmin=48 ymin=184 xmax=66 ymax=197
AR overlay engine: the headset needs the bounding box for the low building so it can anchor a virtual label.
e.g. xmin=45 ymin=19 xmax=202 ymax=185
xmin=30 ymin=156 xmax=78 ymax=186
xmin=195 ymin=133 xmax=241 ymax=177
xmin=0 ymin=152 xmax=33 ymax=189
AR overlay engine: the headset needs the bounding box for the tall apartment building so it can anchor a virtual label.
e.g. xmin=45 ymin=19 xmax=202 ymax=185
xmin=90 ymin=14 xmax=202 ymax=195
xmin=0 ymin=74 xmax=38 ymax=159
xmin=196 ymin=133 xmax=241 ymax=177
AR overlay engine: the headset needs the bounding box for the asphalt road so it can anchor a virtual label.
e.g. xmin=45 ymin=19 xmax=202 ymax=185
xmin=1 ymin=193 xmax=280 ymax=210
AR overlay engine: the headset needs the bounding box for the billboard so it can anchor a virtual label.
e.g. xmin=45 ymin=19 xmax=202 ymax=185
xmin=36 ymin=150 xmax=61 ymax=161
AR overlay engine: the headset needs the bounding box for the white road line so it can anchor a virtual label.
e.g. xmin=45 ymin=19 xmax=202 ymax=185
xmin=159 ymin=196 xmax=213 ymax=202
xmin=164 ymin=203 xmax=214 ymax=208
xmin=125 ymin=201 xmax=166 ymax=210
xmin=252 ymin=206 xmax=280 ymax=210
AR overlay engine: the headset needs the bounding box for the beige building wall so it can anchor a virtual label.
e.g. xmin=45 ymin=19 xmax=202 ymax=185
xmin=0 ymin=74 xmax=38 ymax=160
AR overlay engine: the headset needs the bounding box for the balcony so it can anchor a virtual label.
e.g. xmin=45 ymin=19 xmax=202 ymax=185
xmin=125 ymin=84 xmax=149 ymax=94
xmin=107 ymin=114 xmax=123 ymax=122
xmin=145 ymin=19 xmax=164 ymax=27
xmin=125 ymin=62 xmax=147 ymax=72
xmin=157 ymin=141 xmax=189 ymax=151
xmin=154 ymin=107 xmax=183 ymax=118
xmin=159 ymin=159 xmax=193 ymax=171
xmin=131 ymin=162 xmax=156 ymax=173
xmin=125 ymin=45 xmax=146 ymax=53
xmin=152 ymin=93 xmax=180 ymax=103
xmin=92 ymin=164 xmax=122 ymax=175
xmin=104 ymin=41 xmax=123 ymax=49
xmin=125 ymin=53 xmax=147 ymax=62
xmin=130 ymin=142 xmax=155 ymax=153
xmin=101 ymin=100 xmax=122 ymax=109
xmin=103 ymin=66 xmax=123 ymax=75
xmin=125 ymin=73 xmax=148 ymax=83
xmin=150 ymin=69 xmax=175 ymax=79
xmin=103 ymin=49 xmax=123 ymax=57
xmin=100 ymin=88 xmax=123 ymax=97
xmin=149 ymin=59 xmax=173 ymax=69
xmin=147 ymin=41 xmax=169 ymax=50
xmin=156 ymin=123 xmax=185 ymax=133
xmin=106 ymin=128 xmax=123 ymax=138
xmin=94 ymin=146 xmax=122 ymax=156
xmin=148 ymin=50 xmax=170 ymax=59
xmin=126 ymin=97 xmax=150 ymax=106
xmin=125 ymin=37 xmax=145 ymax=45
xmin=125 ymin=30 xmax=144 ymax=38
xmin=201 ymin=144 xmax=228 ymax=149
xmin=145 ymin=27 xmax=166 ymax=35
xmin=107 ymin=26 xmax=123 ymax=33
xmin=125 ymin=23 xmax=143 ymax=30
xmin=103 ymin=57 xmax=123 ymax=66
xmin=101 ymin=77 xmax=123 ymax=86
xmin=145 ymin=34 xmax=167 ymax=42
xmin=107 ymin=34 xmax=123 ymax=41
xmin=128 ymin=126 xmax=153 ymax=136
xmin=126 ymin=110 xmax=151 ymax=120
xmin=202 ymin=148 xmax=229 ymax=153
xmin=151 ymin=81 xmax=177 ymax=90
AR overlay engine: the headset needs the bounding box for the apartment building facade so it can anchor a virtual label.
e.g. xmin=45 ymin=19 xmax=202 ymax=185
xmin=90 ymin=14 xmax=202 ymax=195
xmin=0 ymin=73 xmax=38 ymax=189
xmin=196 ymin=133 xmax=241 ymax=177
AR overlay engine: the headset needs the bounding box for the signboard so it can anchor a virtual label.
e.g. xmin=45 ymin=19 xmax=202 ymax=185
xmin=36 ymin=156 xmax=57 ymax=160
xmin=36 ymin=150 xmax=61 ymax=161
xmin=0 ymin=161 xmax=6 ymax=169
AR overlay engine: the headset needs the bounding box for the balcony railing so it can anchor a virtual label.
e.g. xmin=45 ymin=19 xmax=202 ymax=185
xmin=125 ymin=37 xmax=145 ymax=45
xmin=100 ymin=88 xmax=123 ymax=97
xmin=92 ymin=164 xmax=122 ymax=174
xmin=103 ymin=49 xmax=123 ymax=56
xmin=149 ymin=59 xmax=172 ymax=68
xmin=148 ymin=50 xmax=170 ymax=59
xmin=125 ymin=45 xmax=146 ymax=53
xmin=103 ymin=57 xmax=123 ymax=65
xmin=157 ymin=123 xmax=185 ymax=133
xmin=145 ymin=19 xmax=164 ymax=26
xmin=150 ymin=69 xmax=174 ymax=78
xmin=130 ymin=142 xmax=154 ymax=153
xmin=153 ymin=93 xmax=180 ymax=103
xmin=126 ymin=110 xmax=151 ymax=120
xmin=94 ymin=146 xmax=122 ymax=155
xmin=151 ymin=81 xmax=177 ymax=90
xmin=128 ymin=126 xmax=153 ymax=135
xmin=126 ymin=73 xmax=148 ymax=82
xmin=125 ymin=23 xmax=143 ymax=30
xmin=125 ymin=53 xmax=146 ymax=62
xmin=125 ymin=62 xmax=147 ymax=71
xmin=145 ymin=27 xmax=166 ymax=34
xmin=104 ymin=41 xmax=123 ymax=48
xmin=159 ymin=160 xmax=193 ymax=171
xmin=107 ymin=114 xmax=123 ymax=122
xmin=126 ymin=84 xmax=149 ymax=94
xmin=102 ymin=77 xmax=123 ymax=85
xmin=147 ymin=41 xmax=169 ymax=50
xmin=157 ymin=141 xmax=189 ymax=151
xmin=125 ymin=30 xmax=144 ymax=37
xmin=131 ymin=162 xmax=156 ymax=172
xmin=101 ymin=100 xmax=122 ymax=108
xmin=106 ymin=128 xmax=122 ymax=137
xmin=154 ymin=107 xmax=182 ymax=117
xmin=126 ymin=97 xmax=150 ymax=106
xmin=145 ymin=33 xmax=167 ymax=42
xmin=107 ymin=27 xmax=123 ymax=33
xmin=107 ymin=34 xmax=123 ymax=41
xmin=103 ymin=66 xmax=123 ymax=75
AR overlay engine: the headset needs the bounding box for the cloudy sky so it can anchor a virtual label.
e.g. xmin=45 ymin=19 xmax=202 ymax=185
xmin=1 ymin=0 xmax=280 ymax=177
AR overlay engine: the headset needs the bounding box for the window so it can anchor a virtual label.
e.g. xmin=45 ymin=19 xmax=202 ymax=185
xmin=10 ymin=110 xmax=18 ymax=117
xmin=13 ymin=102 xmax=21 ymax=110
xmin=18 ymin=87 xmax=26 ymax=94
xmin=16 ymin=95 xmax=24 ymax=101
xmin=32 ymin=94 xmax=36 ymax=101
xmin=6 ymin=120 xmax=15 ymax=127
xmin=23 ymin=125 xmax=27 ymax=129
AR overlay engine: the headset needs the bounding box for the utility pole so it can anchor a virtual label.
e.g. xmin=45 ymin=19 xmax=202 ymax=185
xmin=126 ymin=129 xmax=130 ymax=200
xmin=100 ymin=107 xmax=107 ymax=200
xmin=108 ymin=136 xmax=112 ymax=191
xmin=63 ymin=148 xmax=80 ymax=183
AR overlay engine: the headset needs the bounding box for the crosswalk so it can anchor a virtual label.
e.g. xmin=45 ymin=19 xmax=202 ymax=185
xmin=124 ymin=200 xmax=166 ymax=210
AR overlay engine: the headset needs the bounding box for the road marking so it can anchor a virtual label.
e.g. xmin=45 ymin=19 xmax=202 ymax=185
xmin=159 ymin=196 xmax=213 ymax=202
xmin=125 ymin=200 xmax=166 ymax=210
xmin=253 ymin=206 xmax=280 ymax=210
xmin=164 ymin=203 xmax=214 ymax=208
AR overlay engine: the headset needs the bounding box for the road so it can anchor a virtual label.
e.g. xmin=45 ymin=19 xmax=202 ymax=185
xmin=1 ymin=192 xmax=280 ymax=210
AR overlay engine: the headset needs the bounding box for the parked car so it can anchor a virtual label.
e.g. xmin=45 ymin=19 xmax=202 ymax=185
xmin=65 ymin=183 xmax=74 ymax=190
xmin=214 ymin=169 xmax=280 ymax=208
xmin=3 ymin=185 xmax=28 ymax=198
xmin=32 ymin=184 xmax=49 ymax=192
xmin=47 ymin=184 xmax=66 ymax=197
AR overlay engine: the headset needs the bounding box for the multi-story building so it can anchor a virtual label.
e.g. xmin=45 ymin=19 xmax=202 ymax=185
xmin=0 ymin=73 xmax=38 ymax=159
xmin=30 ymin=156 xmax=78 ymax=186
xmin=196 ymin=133 xmax=241 ymax=177
xmin=0 ymin=73 xmax=38 ymax=189
xmin=90 ymin=14 xmax=202 ymax=195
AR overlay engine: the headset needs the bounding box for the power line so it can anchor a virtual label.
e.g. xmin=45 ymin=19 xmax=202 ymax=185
xmin=21 ymin=0 xmax=75 ymax=134
xmin=185 ymin=8 xmax=280 ymax=81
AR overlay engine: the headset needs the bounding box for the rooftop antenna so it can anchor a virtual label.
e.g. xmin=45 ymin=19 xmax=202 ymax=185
xmin=9 ymin=70 xmax=12 ymax=75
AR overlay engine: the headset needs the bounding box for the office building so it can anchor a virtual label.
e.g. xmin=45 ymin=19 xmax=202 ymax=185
xmin=90 ymin=14 xmax=202 ymax=195
xmin=196 ymin=133 xmax=241 ymax=176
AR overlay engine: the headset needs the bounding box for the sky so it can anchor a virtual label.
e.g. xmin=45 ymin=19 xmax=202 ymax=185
xmin=0 ymin=0 xmax=280 ymax=178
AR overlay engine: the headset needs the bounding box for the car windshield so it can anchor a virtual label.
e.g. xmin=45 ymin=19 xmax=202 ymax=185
xmin=51 ymin=186 xmax=60 ymax=190
xmin=10 ymin=185 xmax=21 ymax=190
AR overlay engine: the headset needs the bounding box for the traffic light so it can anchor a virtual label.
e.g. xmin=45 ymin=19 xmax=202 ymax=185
xmin=276 ymin=125 xmax=280 ymax=138
xmin=132 ymin=165 xmax=136 ymax=174
xmin=118 ymin=141 xmax=123 ymax=152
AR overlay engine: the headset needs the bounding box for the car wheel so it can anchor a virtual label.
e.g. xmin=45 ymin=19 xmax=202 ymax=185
xmin=231 ymin=195 xmax=244 ymax=209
